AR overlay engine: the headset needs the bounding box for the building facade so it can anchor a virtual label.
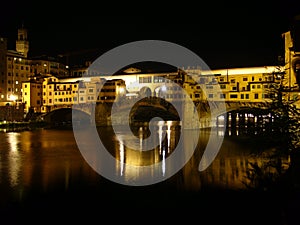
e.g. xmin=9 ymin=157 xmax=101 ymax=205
xmin=182 ymin=66 xmax=287 ymax=103
xmin=0 ymin=27 xmax=33 ymax=104
xmin=3 ymin=26 xmax=300 ymax=118
xmin=0 ymin=27 xmax=70 ymax=106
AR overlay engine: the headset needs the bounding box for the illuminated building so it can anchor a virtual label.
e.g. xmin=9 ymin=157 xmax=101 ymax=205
xmin=22 ymin=75 xmax=43 ymax=113
xmin=98 ymin=79 xmax=127 ymax=103
xmin=183 ymin=66 xmax=287 ymax=103
xmin=0 ymin=27 xmax=32 ymax=104
xmin=4 ymin=24 xmax=300 ymax=117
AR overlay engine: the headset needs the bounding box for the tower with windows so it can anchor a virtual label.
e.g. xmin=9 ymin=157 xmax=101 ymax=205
xmin=16 ymin=25 xmax=29 ymax=58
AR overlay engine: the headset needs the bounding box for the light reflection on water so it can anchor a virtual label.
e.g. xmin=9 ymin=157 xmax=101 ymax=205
xmin=0 ymin=124 xmax=279 ymax=205
xmin=7 ymin=132 xmax=21 ymax=188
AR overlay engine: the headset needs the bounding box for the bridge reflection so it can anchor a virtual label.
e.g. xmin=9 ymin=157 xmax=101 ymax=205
xmin=221 ymin=109 xmax=275 ymax=136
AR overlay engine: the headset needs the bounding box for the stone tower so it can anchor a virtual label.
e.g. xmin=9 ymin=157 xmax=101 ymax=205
xmin=16 ymin=25 xmax=29 ymax=58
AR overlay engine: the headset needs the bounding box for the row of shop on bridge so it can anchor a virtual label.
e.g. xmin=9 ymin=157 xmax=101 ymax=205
xmin=18 ymin=65 xmax=300 ymax=114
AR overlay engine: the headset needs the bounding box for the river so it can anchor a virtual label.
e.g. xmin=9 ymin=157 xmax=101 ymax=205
xmin=0 ymin=123 xmax=298 ymax=224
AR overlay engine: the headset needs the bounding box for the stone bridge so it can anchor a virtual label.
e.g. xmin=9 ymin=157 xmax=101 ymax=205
xmin=42 ymin=100 xmax=271 ymax=129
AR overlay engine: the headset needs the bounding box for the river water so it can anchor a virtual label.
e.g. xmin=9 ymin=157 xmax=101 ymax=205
xmin=0 ymin=123 xmax=298 ymax=224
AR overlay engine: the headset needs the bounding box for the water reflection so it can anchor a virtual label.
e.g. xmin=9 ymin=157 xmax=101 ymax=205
xmin=0 ymin=123 xmax=283 ymax=205
xmin=100 ymin=121 xmax=187 ymax=185
xmin=0 ymin=121 xmax=297 ymax=225
xmin=7 ymin=132 xmax=21 ymax=187
xmin=96 ymin=122 xmax=262 ymax=189
xmin=0 ymin=129 xmax=102 ymax=206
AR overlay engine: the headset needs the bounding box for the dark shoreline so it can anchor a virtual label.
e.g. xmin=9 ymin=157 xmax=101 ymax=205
xmin=0 ymin=121 xmax=48 ymax=131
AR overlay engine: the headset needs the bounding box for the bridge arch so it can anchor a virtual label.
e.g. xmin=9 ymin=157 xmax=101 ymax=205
xmin=139 ymin=86 xmax=152 ymax=98
xmin=43 ymin=107 xmax=91 ymax=125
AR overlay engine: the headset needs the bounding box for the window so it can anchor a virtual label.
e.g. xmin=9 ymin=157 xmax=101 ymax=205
xmin=230 ymin=94 xmax=238 ymax=98
xmin=153 ymin=76 xmax=165 ymax=83
xmin=139 ymin=76 xmax=152 ymax=83
xmin=254 ymin=93 xmax=259 ymax=99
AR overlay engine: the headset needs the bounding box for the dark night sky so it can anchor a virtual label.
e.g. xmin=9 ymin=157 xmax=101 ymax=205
xmin=1 ymin=0 xmax=300 ymax=70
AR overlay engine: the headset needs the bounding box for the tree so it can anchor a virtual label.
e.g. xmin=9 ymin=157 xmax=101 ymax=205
xmin=244 ymin=70 xmax=300 ymax=191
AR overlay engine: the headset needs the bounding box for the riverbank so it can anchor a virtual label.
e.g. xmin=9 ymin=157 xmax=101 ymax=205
xmin=0 ymin=121 xmax=48 ymax=132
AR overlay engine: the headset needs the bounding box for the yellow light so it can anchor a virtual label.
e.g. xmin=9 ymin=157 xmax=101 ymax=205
xmin=9 ymin=94 xmax=17 ymax=101
xmin=119 ymin=87 xmax=125 ymax=94
xmin=161 ymin=85 xmax=167 ymax=92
